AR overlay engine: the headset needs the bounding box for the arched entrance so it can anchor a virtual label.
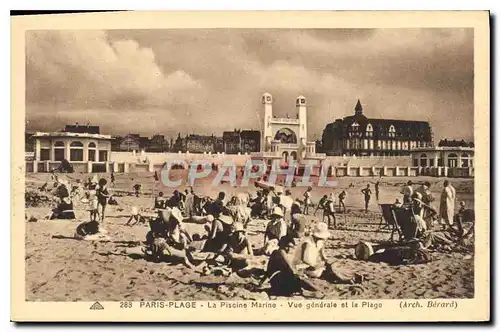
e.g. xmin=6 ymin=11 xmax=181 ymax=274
xmin=282 ymin=151 xmax=289 ymax=163
xmin=290 ymin=151 xmax=297 ymax=162
xmin=274 ymin=128 xmax=297 ymax=144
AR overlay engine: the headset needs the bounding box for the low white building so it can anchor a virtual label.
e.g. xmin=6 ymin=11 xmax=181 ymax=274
xmin=410 ymin=146 xmax=474 ymax=177
xmin=29 ymin=128 xmax=112 ymax=173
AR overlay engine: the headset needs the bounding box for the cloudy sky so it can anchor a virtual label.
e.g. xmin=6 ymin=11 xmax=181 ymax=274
xmin=25 ymin=28 xmax=474 ymax=141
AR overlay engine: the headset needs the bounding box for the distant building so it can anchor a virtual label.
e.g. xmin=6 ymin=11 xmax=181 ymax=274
xmin=147 ymin=134 xmax=169 ymax=152
xmin=186 ymin=134 xmax=218 ymax=153
xmin=172 ymin=133 xmax=186 ymax=153
xmin=31 ymin=124 xmax=112 ymax=170
xmin=438 ymin=139 xmax=474 ymax=148
xmin=222 ymin=129 xmax=261 ymax=154
xmin=321 ymin=100 xmax=433 ymax=156
xmin=25 ymin=132 xmax=34 ymax=152
xmin=116 ymin=134 xmax=150 ymax=152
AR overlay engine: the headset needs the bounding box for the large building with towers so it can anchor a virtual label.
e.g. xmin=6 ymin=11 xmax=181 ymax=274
xmin=321 ymin=100 xmax=434 ymax=156
xmin=252 ymin=93 xmax=325 ymax=172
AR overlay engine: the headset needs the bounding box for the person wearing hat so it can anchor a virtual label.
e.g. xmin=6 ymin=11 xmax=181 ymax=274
xmin=297 ymin=222 xmax=359 ymax=284
xmin=202 ymin=213 xmax=234 ymax=253
xmin=96 ymin=178 xmax=110 ymax=223
xmin=260 ymin=235 xmax=319 ymax=297
xmin=264 ymin=207 xmax=288 ymax=252
xmin=401 ymin=180 xmax=414 ymax=205
xmin=215 ymin=222 xmax=255 ymax=270
xmin=302 ymin=187 xmax=313 ymax=215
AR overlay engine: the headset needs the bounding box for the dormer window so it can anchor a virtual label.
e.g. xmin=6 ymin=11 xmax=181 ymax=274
xmin=388 ymin=125 xmax=396 ymax=138
xmin=351 ymin=122 xmax=360 ymax=131
xmin=366 ymin=123 xmax=373 ymax=137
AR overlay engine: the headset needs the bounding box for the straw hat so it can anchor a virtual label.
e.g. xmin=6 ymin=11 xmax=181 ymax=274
xmin=218 ymin=214 xmax=234 ymax=225
xmin=412 ymin=192 xmax=423 ymax=204
xmin=271 ymin=206 xmax=284 ymax=218
xmin=232 ymin=222 xmax=245 ymax=233
xmin=354 ymin=241 xmax=374 ymax=260
xmin=311 ymin=222 xmax=331 ymax=239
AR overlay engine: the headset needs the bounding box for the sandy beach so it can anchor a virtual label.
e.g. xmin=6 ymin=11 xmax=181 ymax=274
xmin=24 ymin=172 xmax=474 ymax=301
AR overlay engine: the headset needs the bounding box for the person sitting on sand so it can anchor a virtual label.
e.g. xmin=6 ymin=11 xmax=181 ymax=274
xmin=108 ymin=195 xmax=118 ymax=205
xmin=46 ymin=181 xmax=75 ymax=220
xmin=294 ymin=222 xmax=361 ymax=285
xmin=215 ymin=221 xmax=255 ymax=270
xmin=264 ymin=207 xmax=288 ymax=254
xmin=202 ymin=214 xmax=234 ymax=253
xmin=259 ymin=235 xmax=319 ymax=297
xmin=166 ymin=190 xmax=183 ymax=209
xmin=205 ymin=192 xmax=230 ymax=218
xmin=126 ymin=206 xmax=146 ymax=226
xmin=154 ymin=192 xmax=167 ymax=209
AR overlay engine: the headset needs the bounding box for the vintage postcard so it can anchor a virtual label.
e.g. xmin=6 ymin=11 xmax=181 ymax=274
xmin=11 ymin=11 xmax=490 ymax=322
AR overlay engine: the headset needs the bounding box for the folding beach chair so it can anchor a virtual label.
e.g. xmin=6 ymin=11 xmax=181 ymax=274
xmin=378 ymin=204 xmax=403 ymax=242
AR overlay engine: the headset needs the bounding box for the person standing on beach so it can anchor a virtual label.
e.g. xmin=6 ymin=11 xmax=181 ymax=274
xmin=96 ymin=178 xmax=110 ymax=222
xmin=110 ymin=172 xmax=115 ymax=187
xmin=439 ymin=180 xmax=456 ymax=230
xmin=361 ymin=184 xmax=372 ymax=213
xmin=133 ymin=183 xmax=141 ymax=197
xmin=303 ymin=187 xmax=313 ymax=215
xmin=401 ymin=181 xmax=414 ymax=205
xmin=374 ymin=181 xmax=380 ymax=202
xmin=338 ymin=190 xmax=347 ymax=214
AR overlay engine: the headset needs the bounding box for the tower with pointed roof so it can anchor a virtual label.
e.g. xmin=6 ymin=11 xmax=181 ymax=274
xmin=354 ymin=99 xmax=363 ymax=117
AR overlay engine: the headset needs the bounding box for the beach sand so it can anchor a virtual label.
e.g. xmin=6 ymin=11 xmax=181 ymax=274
xmin=24 ymin=172 xmax=474 ymax=301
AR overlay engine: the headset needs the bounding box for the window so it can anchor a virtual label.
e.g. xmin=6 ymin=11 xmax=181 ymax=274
xmin=69 ymin=141 xmax=84 ymax=161
xmin=40 ymin=148 xmax=50 ymax=161
xmin=99 ymin=150 xmax=108 ymax=162
xmin=53 ymin=141 xmax=65 ymax=161
xmin=388 ymin=125 xmax=396 ymax=138
xmin=461 ymin=153 xmax=469 ymax=167
xmin=429 ymin=159 xmax=435 ymax=167
xmin=88 ymin=142 xmax=97 ymax=161
xmin=448 ymin=153 xmax=458 ymax=168
xmin=413 ymin=159 xmax=419 ymax=167
xmin=366 ymin=123 xmax=373 ymax=137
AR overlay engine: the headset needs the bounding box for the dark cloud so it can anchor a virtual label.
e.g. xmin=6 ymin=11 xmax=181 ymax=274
xmin=26 ymin=28 xmax=474 ymax=141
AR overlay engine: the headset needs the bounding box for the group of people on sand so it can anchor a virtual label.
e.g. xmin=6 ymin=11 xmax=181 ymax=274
xmin=116 ymin=183 xmax=364 ymax=297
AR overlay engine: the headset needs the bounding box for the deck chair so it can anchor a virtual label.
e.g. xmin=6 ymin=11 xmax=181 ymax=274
xmin=378 ymin=204 xmax=403 ymax=242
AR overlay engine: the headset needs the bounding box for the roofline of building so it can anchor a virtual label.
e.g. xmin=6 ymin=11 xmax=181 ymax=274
xmin=411 ymin=146 xmax=474 ymax=152
xmin=32 ymin=132 xmax=112 ymax=140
